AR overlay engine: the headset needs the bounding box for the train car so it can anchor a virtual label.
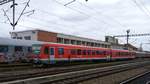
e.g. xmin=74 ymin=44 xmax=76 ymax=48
xmin=32 ymin=43 xmax=135 ymax=64
xmin=0 ymin=37 xmax=43 ymax=63
xmin=135 ymin=51 xmax=150 ymax=58
xmin=111 ymin=49 xmax=135 ymax=60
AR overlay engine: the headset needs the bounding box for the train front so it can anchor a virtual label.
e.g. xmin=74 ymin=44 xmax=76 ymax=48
xmin=32 ymin=44 xmax=42 ymax=64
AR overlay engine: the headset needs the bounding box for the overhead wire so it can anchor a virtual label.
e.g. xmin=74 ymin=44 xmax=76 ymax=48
xmin=132 ymin=0 xmax=150 ymax=18
xmin=1 ymin=0 xmax=114 ymax=32
xmin=53 ymin=0 xmax=113 ymax=27
xmin=1 ymin=8 xmax=77 ymax=31
xmin=76 ymin=1 xmax=128 ymax=28
xmin=137 ymin=0 xmax=150 ymax=16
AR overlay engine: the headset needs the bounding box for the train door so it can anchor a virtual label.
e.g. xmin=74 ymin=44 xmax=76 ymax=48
xmin=106 ymin=50 xmax=112 ymax=61
xmin=49 ymin=47 xmax=55 ymax=64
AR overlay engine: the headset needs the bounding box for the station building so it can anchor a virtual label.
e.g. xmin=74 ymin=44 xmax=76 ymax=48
xmin=10 ymin=29 xmax=111 ymax=48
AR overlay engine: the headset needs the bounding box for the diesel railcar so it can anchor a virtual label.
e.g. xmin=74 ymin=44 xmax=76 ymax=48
xmin=32 ymin=43 xmax=136 ymax=64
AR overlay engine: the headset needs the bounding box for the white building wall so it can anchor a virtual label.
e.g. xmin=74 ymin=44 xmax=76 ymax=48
xmin=57 ymin=33 xmax=110 ymax=45
xmin=11 ymin=30 xmax=38 ymax=41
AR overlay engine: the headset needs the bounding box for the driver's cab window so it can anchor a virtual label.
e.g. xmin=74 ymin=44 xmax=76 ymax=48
xmin=44 ymin=47 xmax=49 ymax=55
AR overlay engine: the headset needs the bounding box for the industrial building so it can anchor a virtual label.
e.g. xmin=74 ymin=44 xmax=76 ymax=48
xmin=10 ymin=29 xmax=111 ymax=48
xmin=10 ymin=29 xmax=138 ymax=51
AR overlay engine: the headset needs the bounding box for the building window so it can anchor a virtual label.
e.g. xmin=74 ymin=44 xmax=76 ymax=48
xmin=32 ymin=31 xmax=36 ymax=34
xmin=13 ymin=37 xmax=16 ymax=39
xmin=57 ymin=38 xmax=63 ymax=43
xmin=71 ymin=40 xmax=76 ymax=45
xmin=24 ymin=36 xmax=31 ymax=40
xmin=77 ymin=41 xmax=81 ymax=45
xmin=64 ymin=39 xmax=70 ymax=44
xmin=17 ymin=37 xmax=22 ymax=39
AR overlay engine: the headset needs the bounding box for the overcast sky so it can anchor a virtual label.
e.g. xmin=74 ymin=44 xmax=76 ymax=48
xmin=0 ymin=0 xmax=150 ymax=50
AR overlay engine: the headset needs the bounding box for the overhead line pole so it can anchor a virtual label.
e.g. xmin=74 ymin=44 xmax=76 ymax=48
xmin=2 ymin=0 xmax=32 ymax=30
xmin=10 ymin=0 xmax=17 ymax=30
xmin=126 ymin=29 xmax=130 ymax=45
xmin=113 ymin=31 xmax=150 ymax=50
xmin=12 ymin=0 xmax=15 ymax=30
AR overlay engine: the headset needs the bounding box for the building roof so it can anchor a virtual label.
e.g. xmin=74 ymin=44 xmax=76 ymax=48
xmin=11 ymin=29 xmax=110 ymax=45
xmin=124 ymin=44 xmax=138 ymax=49
xmin=10 ymin=29 xmax=56 ymax=34
xmin=0 ymin=37 xmax=43 ymax=46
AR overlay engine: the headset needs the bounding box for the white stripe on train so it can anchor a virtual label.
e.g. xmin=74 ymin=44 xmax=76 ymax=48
xmin=36 ymin=56 xmax=135 ymax=61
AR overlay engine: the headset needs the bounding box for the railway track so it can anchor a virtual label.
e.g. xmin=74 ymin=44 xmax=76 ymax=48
xmin=0 ymin=63 xmax=33 ymax=72
xmin=0 ymin=58 xmax=148 ymax=82
xmin=2 ymin=61 xmax=150 ymax=84
xmin=0 ymin=58 xmax=148 ymax=69
xmin=120 ymin=71 xmax=150 ymax=84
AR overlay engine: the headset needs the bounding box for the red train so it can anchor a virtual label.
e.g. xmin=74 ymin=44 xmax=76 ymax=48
xmin=32 ymin=43 xmax=136 ymax=64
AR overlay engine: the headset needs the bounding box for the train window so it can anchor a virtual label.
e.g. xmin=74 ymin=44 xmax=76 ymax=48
xmin=116 ymin=52 xmax=120 ymax=56
xmin=71 ymin=49 xmax=76 ymax=55
xmin=119 ymin=52 xmax=121 ymax=56
xmin=50 ymin=48 xmax=54 ymax=55
xmin=15 ymin=46 xmax=23 ymax=51
xmin=98 ymin=51 xmax=105 ymax=55
xmin=0 ymin=46 xmax=8 ymax=52
xmin=77 ymin=49 xmax=81 ymax=55
xmin=96 ymin=51 xmax=99 ymax=55
xmin=103 ymin=51 xmax=106 ymax=55
xmin=44 ymin=47 xmax=49 ymax=55
xmin=87 ymin=50 xmax=91 ymax=55
xmin=28 ymin=47 xmax=32 ymax=52
xmin=83 ymin=50 xmax=86 ymax=55
xmin=32 ymin=45 xmax=41 ymax=54
xmin=58 ymin=48 xmax=64 ymax=55
xmin=92 ymin=50 xmax=95 ymax=55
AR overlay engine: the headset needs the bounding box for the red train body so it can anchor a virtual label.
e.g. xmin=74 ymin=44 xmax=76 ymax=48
xmin=32 ymin=43 xmax=136 ymax=64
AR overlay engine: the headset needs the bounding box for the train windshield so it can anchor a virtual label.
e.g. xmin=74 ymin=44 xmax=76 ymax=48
xmin=32 ymin=45 xmax=41 ymax=55
xmin=0 ymin=45 xmax=8 ymax=52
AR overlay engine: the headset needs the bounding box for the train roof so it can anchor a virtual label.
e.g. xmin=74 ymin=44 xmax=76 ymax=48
xmin=41 ymin=43 xmax=110 ymax=50
xmin=0 ymin=37 xmax=44 ymax=46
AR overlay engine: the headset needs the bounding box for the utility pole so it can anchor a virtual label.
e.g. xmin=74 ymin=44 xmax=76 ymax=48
xmin=126 ymin=29 xmax=130 ymax=45
xmin=12 ymin=0 xmax=16 ymax=30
